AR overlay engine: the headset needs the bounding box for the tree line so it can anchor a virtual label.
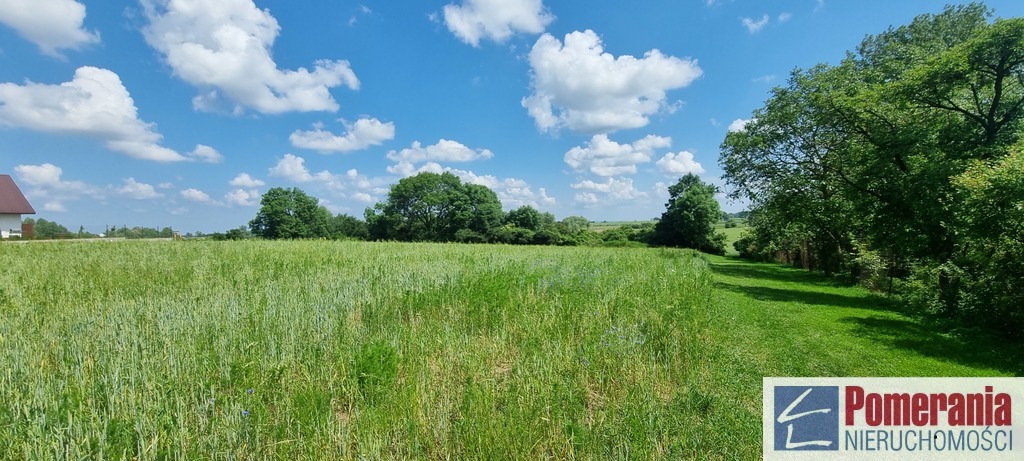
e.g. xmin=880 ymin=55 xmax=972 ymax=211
xmin=18 ymin=218 xmax=174 ymax=240
xmin=246 ymin=171 xmax=727 ymax=252
xmin=720 ymin=3 xmax=1023 ymax=335
xmin=16 ymin=171 xmax=726 ymax=249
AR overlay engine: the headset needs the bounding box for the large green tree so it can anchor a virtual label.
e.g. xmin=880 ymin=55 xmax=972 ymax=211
xmin=329 ymin=214 xmax=369 ymax=240
xmin=460 ymin=183 xmax=505 ymax=237
xmin=653 ymin=174 xmax=726 ymax=255
xmin=22 ymin=218 xmax=71 ymax=239
xmin=720 ymin=3 xmax=1024 ymax=330
xmin=559 ymin=216 xmax=591 ymax=235
xmin=946 ymin=148 xmax=1024 ymax=333
xmin=365 ymin=172 xmax=503 ymax=242
xmin=249 ymin=187 xmax=332 ymax=239
xmin=720 ymin=65 xmax=860 ymax=273
xmin=505 ymin=205 xmax=543 ymax=231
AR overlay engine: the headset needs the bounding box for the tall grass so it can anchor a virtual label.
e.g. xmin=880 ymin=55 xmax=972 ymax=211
xmin=0 ymin=241 xmax=716 ymax=459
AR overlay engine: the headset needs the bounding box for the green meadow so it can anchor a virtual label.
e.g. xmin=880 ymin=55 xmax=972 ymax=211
xmin=715 ymin=220 xmax=747 ymax=256
xmin=0 ymin=241 xmax=1016 ymax=460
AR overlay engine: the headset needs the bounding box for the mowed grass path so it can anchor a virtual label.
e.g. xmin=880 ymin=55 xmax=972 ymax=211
xmin=709 ymin=254 xmax=1021 ymax=377
xmin=696 ymin=255 xmax=1022 ymax=450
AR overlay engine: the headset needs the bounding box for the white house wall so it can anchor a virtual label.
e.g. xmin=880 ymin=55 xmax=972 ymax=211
xmin=0 ymin=214 xmax=22 ymax=238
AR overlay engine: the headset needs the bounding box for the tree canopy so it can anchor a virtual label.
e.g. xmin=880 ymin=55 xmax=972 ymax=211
xmin=719 ymin=3 xmax=1024 ymax=333
xmin=365 ymin=172 xmax=504 ymax=242
xmin=652 ymin=174 xmax=726 ymax=255
xmin=364 ymin=172 xmax=608 ymax=245
xmin=249 ymin=187 xmax=333 ymax=239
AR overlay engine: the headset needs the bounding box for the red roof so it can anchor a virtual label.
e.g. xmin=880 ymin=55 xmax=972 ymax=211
xmin=0 ymin=175 xmax=35 ymax=214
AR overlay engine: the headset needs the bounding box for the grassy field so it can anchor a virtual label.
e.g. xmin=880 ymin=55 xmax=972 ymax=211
xmin=588 ymin=220 xmax=656 ymax=233
xmin=0 ymin=241 xmax=715 ymax=459
xmin=0 ymin=240 xmax=1015 ymax=459
xmin=700 ymin=255 xmax=1020 ymax=434
xmin=715 ymin=221 xmax=747 ymax=256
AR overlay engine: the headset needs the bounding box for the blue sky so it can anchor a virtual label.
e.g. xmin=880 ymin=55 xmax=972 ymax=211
xmin=2 ymin=1 xmax=1023 ymax=234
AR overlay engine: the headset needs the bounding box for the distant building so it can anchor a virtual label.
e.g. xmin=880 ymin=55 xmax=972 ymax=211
xmin=0 ymin=175 xmax=35 ymax=238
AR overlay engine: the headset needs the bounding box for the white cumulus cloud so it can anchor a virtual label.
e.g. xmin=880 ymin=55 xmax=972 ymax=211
xmin=656 ymin=151 xmax=705 ymax=176
xmin=141 ymin=0 xmax=359 ymax=114
xmin=503 ymin=184 xmax=555 ymax=209
xmin=653 ymin=181 xmax=669 ymax=198
xmin=14 ymin=163 xmax=102 ymax=200
xmin=266 ymin=154 xmax=381 ymax=206
xmin=116 ymin=178 xmax=161 ymax=200
xmin=387 ymin=160 xmax=444 ymax=177
xmin=290 ymin=117 xmax=395 ymax=153
xmin=0 ymin=0 xmax=98 ymax=57
xmin=449 ymin=168 xmax=556 ymax=209
xmin=565 ymin=134 xmax=671 ymax=177
xmin=188 ymin=145 xmax=223 ymax=163
xmin=42 ymin=201 xmax=67 ymax=212
xmin=268 ymin=153 xmax=333 ymax=183
xmin=742 ymin=15 xmax=769 ymax=33
xmin=522 ymin=30 xmax=702 ymax=134
xmin=386 ymin=161 xmax=555 ymax=209
xmin=571 ymin=177 xmax=647 ymax=203
xmin=387 ymin=139 xmax=494 ymax=164
xmin=575 ymin=192 xmax=599 ymax=205
xmin=15 ymin=163 xmax=71 ymax=188
xmin=224 ymin=188 xmax=260 ymax=206
xmin=351 ymin=192 xmax=373 ymax=203
xmin=443 ymin=0 xmax=553 ymax=46
xmin=229 ymin=173 xmax=265 ymax=188
xmin=728 ymin=118 xmax=751 ymax=132
xmin=180 ymin=188 xmax=215 ymax=203
xmin=0 ymin=67 xmax=201 ymax=162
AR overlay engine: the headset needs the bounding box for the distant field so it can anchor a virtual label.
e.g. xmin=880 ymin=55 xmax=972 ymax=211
xmin=588 ymin=220 xmax=656 ymax=232
xmin=0 ymin=240 xmax=1011 ymax=459
xmin=588 ymin=220 xmax=747 ymax=255
xmin=716 ymin=220 xmax=748 ymax=256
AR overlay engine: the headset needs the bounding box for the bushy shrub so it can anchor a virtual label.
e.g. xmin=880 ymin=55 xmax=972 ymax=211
xmin=937 ymin=151 xmax=1024 ymax=335
xmin=892 ymin=150 xmax=1024 ymax=336
xmin=733 ymin=229 xmax=772 ymax=261
xmin=598 ymin=240 xmax=647 ymax=248
xmin=599 ymin=223 xmax=656 ymax=247
xmin=454 ymin=228 xmax=487 ymax=243
xmin=489 ymin=225 xmax=535 ymax=245
xmin=531 ymin=226 xmax=565 ymax=245
xmin=849 ymin=244 xmax=889 ymax=292
xmin=653 ymin=174 xmax=726 ymax=255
